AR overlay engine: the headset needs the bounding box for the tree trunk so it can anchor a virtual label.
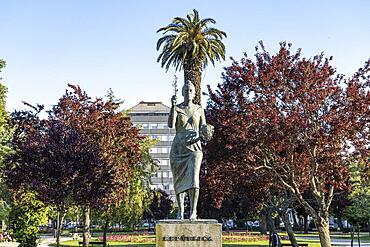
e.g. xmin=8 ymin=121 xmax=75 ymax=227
xmin=304 ymin=214 xmax=309 ymax=233
xmin=337 ymin=216 xmax=343 ymax=232
xmin=351 ymin=226 xmax=354 ymax=247
xmin=265 ymin=207 xmax=275 ymax=247
xmin=260 ymin=210 xmax=268 ymax=234
xmin=316 ymin=218 xmax=332 ymax=247
xmin=267 ymin=209 xmax=276 ymax=234
xmin=184 ymin=60 xmax=202 ymax=105
xmin=74 ymin=207 xmax=79 ymax=233
xmin=56 ymin=210 xmax=66 ymax=247
xmin=282 ymin=211 xmax=298 ymax=247
xmin=82 ymin=206 xmax=91 ymax=247
xmin=103 ymin=218 xmax=109 ymax=247
xmin=222 ymin=218 xmax=230 ymax=233
xmin=292 ymin=210 xmax=300 ymax=231
xmin=357 ymin=224 xmax=360 ymax=247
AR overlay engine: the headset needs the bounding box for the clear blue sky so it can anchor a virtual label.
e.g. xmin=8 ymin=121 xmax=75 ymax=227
xmin=1 ymin=0 xmax=369 ymax=111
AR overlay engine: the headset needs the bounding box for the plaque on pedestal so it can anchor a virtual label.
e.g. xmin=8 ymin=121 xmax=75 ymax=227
xmin=156 ymin=219 xmax=222 ymax=247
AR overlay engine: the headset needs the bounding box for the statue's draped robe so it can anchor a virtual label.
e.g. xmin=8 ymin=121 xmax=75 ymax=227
xmin=170 ymin=104 xmax=205 ymax=193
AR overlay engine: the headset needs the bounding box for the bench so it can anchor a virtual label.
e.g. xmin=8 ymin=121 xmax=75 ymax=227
xmin=78 ymin=241 xmax=109 ymax=247
xmin=281 ymin=244 xmax=308 ymax=246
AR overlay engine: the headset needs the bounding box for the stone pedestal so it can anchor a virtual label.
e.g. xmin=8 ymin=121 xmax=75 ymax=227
xmin=156 ymin=219 xmax=222 ymax=247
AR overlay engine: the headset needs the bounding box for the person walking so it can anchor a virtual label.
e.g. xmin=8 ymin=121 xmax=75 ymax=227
xmin=271 ymin=230 xmax=281 ymax=247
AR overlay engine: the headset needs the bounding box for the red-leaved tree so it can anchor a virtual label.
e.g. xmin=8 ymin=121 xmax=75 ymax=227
xmin=204 ymin=42 xmax=369 ymax=247
xmin=5 ymin=85 xmax=143 ymax=247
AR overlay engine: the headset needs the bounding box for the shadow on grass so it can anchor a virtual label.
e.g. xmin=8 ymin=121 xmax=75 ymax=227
xmin=57 ymin=242 xmax=270 ymax=247
xmin=223 ymin=244 xmax=269 ymax=247
xmin=56 ymin=244 xmax=155 ymax=247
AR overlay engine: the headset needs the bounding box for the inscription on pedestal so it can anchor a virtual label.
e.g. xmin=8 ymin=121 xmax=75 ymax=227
xmin=156 ymin=220 xmax=221 ymax=247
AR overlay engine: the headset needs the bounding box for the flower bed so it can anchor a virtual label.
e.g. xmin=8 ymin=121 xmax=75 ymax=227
xmin=97 ymin=232 xmax=268 ymax=243
xmin=98 ymin=234 xmax=154 ymax=243
xmin=222 ymin=232 xmax=269 ymax=242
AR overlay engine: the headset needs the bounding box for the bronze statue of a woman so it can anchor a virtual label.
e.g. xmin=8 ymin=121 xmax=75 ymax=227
xmin=168 ymin=80 xmax=213 ymax=220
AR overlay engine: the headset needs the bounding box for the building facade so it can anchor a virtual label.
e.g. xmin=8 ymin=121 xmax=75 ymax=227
xmin=129 ymin=101 xmax=176 ymax=201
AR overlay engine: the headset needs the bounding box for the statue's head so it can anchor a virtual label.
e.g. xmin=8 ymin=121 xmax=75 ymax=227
xmin=182 ymin=80 xmax=196 ymax=101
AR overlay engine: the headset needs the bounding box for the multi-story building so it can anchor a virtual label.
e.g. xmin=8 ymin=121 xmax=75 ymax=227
xmin=129 ymin=101 xmax=176 ymax=201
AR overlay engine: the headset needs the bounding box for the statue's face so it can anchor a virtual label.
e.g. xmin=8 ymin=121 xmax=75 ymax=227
xmin=183 ymin=82 xmax=195 ymax=101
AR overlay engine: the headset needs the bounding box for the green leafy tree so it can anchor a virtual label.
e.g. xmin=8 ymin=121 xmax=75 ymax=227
xmin=97 ymin=167 xmax=153 ymax=246
xmin=112 ymin=169 xmax=152 ymax=228
xmin=95 ymin=109 xmax=157 ymax=246
xmin=0 ymin=60 xmax=5 ymax=71
xmin=0 ymin=59 xmax=12 ymax=227
xmin=344 ymin=160 xmax=370 ymax=246
xmin=144 ymin=189 xmax=174 ymax=221
xmin=157 ymin=9 xmax=227 ymax=104
xmin=8 ymin=191 xmax=48 ymax=247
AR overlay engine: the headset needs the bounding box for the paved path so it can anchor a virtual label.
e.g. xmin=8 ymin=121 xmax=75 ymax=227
xmin=39 ymin=235 xmax=73 ymax=247
xmin=0 ymin=235 xmax=73 ymax=247
xmin=298 ymin=235 xmax=370 ymax=247
xmin=0 ymin=242 xmax=18 ymax=247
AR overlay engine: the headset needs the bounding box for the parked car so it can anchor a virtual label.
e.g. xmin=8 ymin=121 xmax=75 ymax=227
xmin=141 ymin=220 xmax=155 ymax=228
xmin=222 ymin=219 xmax=236 ymax=230
xmin=329 ymin=222 xmax=338 ymax=230
xmin=64 ymin=221 xmax=78 ymax=229
xmin=252 ymin=221 xmax=260 ymax=228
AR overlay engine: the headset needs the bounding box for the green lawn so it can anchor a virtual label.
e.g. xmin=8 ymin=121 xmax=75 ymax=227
xmin=56 ymin=230 xmax=370 ymax=247
xmin=294 ymin=232 xmax=370 ymax=241
xmin=57 ymin=230 xmax=365 ymax=247
xmin=56 ymin=242 xmax=322 ymax=247
xmin=223 ymin=243 xmax=320 ymax=247
xmin=56 ymin=239 xmax=322 ymax=247
xmin=53 ymin=241 xmax=155 ymax=247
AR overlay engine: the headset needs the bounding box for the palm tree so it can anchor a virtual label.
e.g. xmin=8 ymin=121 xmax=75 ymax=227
xmin=156 ymin=9 xmax=227 ymax=104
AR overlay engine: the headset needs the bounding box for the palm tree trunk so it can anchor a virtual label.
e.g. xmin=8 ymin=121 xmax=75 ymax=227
xmin=184 ymin=60 xmax=202 ymax=105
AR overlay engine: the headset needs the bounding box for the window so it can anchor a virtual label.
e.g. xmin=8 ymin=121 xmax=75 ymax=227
xmin=160 ymin=159 xmax=169 ymax=166
xmin=151 ymin=135 xmax=168 ymax=141
xmin=158 ymin=123 xmax=168 ymax=129
xmin=160 ymin=135 xmax=168 ymax=141
xmin=150 ymin=148 xmax=158 ymax=153
xmin=151 ymin=135 xmax=158 ymax=140
xmin=164 ymin=184 xmax=169 ymax=190
xmin=150 ymin=123 xmax=158 ymax=129
xmin=160 ymin=147 xmax=169 ymax=153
